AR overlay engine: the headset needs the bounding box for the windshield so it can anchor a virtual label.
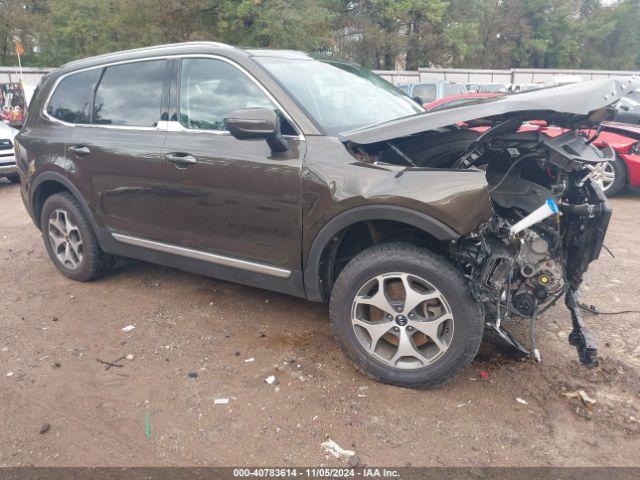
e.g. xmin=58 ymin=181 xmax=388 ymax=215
xmin=256 ymin=57 xmax=423 ymax=135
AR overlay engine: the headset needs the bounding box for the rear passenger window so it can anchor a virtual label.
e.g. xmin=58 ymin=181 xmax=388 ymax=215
xmin=47 ymin=69 xmax=101 ymax=124
xmin=93 ymin=60 xmax=164 ymax=127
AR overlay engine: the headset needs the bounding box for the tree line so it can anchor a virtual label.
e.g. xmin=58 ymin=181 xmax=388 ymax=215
xmin=1 ymin=0 xmax=639 ymax=71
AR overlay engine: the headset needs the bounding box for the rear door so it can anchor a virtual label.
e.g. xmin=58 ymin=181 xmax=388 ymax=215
xmin=159 ymin=56 xmax=305 ymax=271
xmin=69 ymin=59 xmax=168 ymax=239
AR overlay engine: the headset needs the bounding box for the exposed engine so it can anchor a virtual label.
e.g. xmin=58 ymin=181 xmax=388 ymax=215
xmin=448 ymin=124 xmax=611 ymax=366
xmin=355 ymin=119 xmax=614 ymax=367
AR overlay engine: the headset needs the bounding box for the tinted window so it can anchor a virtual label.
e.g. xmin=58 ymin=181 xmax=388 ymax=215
xmin=93 ymin=60 xmax=164 ymax=127
xmin=47 ymin=69 xmax=101 ymax=124
xmin=412 ymin=84 xmax=437 ymax=102
xmin=179 ymin=58 xmax=275 ymax=131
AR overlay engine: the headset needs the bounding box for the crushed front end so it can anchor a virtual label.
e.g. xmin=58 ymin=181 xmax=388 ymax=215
xmin=450 ymin=128 xmax=612 ymax=367
xmin=340 ymin=77 xmax=640 ymax=369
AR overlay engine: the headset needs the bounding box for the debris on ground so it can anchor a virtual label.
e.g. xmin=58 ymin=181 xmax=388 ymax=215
xmin=145 ymin=412 xmax=151 ymax=440
xmin=52 ymin=362 xmax=61 ymax=369
xmin=516 ymin=397 xmax=529 ymax=405
xmin=214 ymin=398 xmax=229 ymax=405
xmin=563 ymin=390 xmax=597 ymax=406
xmin=244 ymin=357 xmax=255 ymax=363
xmin=126 ymin=354 xmax=135 ymax=361
xmin=39 ymin=423 xmax=50 ymax=434
xmin=96 ymin=356 xmax=126 ymax=370
xmin=480 ymin=370 xmax=489 ymax=380
xmin=6 ymin=371 xmax=13 ymax=377
xmin=265 ymin=375 xmax=276 ymax=385
xmin=321 ymin=438 xmax=359 ymax=466
xmin=121 ymin=325 xmax=136 ymax=332
xmin=188 ymin=372 xmax=198 ymax=379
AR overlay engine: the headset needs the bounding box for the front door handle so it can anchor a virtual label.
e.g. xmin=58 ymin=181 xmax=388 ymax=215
xmin=165 ymin=152 xmax=197 ymax=167
xmin=68 ymin=145 xmax=91 ymax=156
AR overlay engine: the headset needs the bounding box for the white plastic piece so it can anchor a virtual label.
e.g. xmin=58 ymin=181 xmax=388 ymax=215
xmin=214 ymin=398 xmax=229 ymax=405
xmin=533 ymin=349 xmax=541 ymax=363
xmin=321 ymin=439 xmax=357 ymax=464
xmin=509 ymin=198 xmax=559 ymax=236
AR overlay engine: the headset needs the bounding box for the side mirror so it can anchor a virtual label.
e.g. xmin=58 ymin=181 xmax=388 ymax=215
xmin=225 ymin=108 xmax=289 ymax=152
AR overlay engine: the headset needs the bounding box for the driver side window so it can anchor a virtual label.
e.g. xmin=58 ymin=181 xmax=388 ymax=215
xmin=179 ymin=58 xmax=277 ymax=132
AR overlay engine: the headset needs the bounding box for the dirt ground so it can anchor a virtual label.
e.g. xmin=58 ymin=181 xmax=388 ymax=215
xmin=0 ymin=177 xmax=639 ymax=467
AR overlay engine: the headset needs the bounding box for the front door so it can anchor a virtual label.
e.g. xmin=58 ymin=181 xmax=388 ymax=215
xmin=160 ymin=57 xmax=305 ymax=271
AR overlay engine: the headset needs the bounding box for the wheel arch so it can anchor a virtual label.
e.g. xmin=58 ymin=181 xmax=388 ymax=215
xmin=616 ymin=152 xmax=630 ymax=185
xmin=303 ymin=205 xmax=460 ymax=302
xmin=31 ymin=172 xmax=100 ymax=234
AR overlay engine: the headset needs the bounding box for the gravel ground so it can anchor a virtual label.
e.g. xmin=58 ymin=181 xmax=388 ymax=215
xmin=1 ymin=178 xmax=639 ymax=467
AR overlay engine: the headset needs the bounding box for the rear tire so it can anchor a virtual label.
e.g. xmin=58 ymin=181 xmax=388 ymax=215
xmin=40 ymin=192 xmax=112 ymax=281
xmin=6 ymin=174 xmax=19 ymax=184
xmin=329 ymin=242 xmax=483 ymax=389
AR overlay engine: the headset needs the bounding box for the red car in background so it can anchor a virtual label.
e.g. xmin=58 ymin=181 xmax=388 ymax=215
xmin=423 ymin=92 xmax=503 ymax=111
xmin=520 ymin=121 xmax=640 ymax=196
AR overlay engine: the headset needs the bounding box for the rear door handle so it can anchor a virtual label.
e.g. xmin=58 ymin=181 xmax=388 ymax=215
xmin=68 ymin=145 xmax=91 ymax=156
xmin=165 ymin=152 xmax=197 ymax=166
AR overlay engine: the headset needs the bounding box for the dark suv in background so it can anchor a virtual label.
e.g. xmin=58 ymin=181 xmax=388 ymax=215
xmin=15 ymin=42 xmax=627 ymax=388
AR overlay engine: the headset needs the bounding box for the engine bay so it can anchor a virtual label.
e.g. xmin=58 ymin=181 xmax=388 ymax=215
xmin=348 ymin=120 xmax=614 ymax=367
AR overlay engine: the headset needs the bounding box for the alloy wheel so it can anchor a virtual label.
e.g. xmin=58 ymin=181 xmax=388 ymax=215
xmin=351 ymin=272 xmax=454 ymax=369
xmin=587 ymin=161 xmax=616 ymax=192
xmin=48 ymin=208 xmax=84 ymax=270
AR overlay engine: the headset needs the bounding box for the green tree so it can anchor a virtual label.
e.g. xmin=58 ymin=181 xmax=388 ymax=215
xmin=0 ymin=0 xmax=45 ymax=65
xmin=3 ymin=0 xmax=640 ymax=71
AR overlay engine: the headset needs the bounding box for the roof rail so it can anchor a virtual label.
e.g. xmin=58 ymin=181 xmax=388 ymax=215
xmin=61 ymin=41 xmax=233 ymax=68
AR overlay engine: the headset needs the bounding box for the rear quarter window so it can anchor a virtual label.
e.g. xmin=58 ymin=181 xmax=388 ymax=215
xmin=46 ymin=69 xmax=101 ymax=124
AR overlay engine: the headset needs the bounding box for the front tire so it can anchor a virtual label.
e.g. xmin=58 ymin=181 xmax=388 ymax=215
xmin=40 ymin=192 xmax=112 ymax=281
xmin=329 ymin=242 xmax=483 ymax=389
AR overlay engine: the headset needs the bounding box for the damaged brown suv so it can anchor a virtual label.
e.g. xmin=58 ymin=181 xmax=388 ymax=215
xmin=15 ymin=42 xmax=636 ymax=388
